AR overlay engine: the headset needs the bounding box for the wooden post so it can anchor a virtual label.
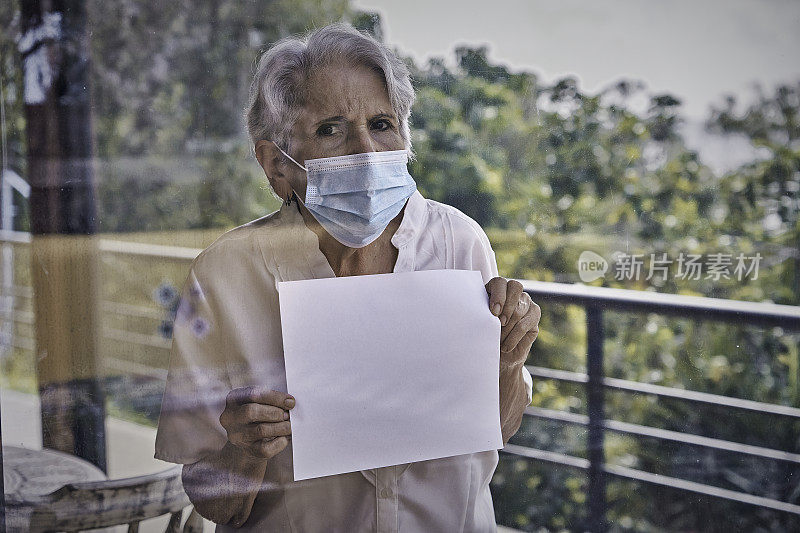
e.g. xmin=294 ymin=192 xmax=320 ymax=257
xmin=20 ymin=0 xmax=106 ymax=471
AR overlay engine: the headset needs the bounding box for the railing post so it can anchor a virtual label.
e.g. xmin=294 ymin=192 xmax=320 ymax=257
xmin=586 ymin=305 xmax=607 ymax=532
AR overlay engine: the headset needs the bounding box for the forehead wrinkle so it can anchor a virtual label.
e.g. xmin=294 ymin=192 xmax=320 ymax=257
xmin=302 ymin=62 xmax=392 ymax=124
xmin=307 ymin=88 xmax=388 ymax=118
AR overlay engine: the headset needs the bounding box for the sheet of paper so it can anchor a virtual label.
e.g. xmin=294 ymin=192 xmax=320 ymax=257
xmin=278 ymin=269 xmax=502 ymax=481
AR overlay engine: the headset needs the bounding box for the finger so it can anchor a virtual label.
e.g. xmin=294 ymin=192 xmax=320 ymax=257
xmin=530 ymin=300 xmax=541 ymax=324
xmin=523 ymin=325 xmax=540 ymax=346
xmin=252 ymin=436 xmax=289 ymax=458
xmin=245 ymin=421 xmax=292 ymax=442
xmin=485 ymin=277 xmax=507 ymax=318
xmin=243 ymin=388 xmax=294 ymax=408
xmin=500 ymin=292 xmax=531 ymax=344
xmin=501 ymin=312 xmax=538 ymax=353
xmin=226 ymin=386 xmax=251 ymax=406
xmin=227 ymin=387 xmax=294 ymax=409
xmin=240 ymin=403 xmax=289 ymax=424
xmin=499 ymin=280 xmax=524 ymax=328
xmin=507 ymin=327 xmax=540 ymax=362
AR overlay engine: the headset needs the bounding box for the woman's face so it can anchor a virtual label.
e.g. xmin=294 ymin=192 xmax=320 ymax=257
xmin=282 ymin=60 xmax=406 ymax=200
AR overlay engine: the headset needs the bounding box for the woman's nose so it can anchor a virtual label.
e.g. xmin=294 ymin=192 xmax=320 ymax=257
xmin=346 ymin=126 xmax=377 ymax=155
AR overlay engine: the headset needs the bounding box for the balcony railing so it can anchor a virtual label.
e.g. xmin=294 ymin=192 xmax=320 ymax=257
xmin=504 ymin=280 xmax=800 ymax=531
xmin=2 ymin=232 xmax=800 ymax=530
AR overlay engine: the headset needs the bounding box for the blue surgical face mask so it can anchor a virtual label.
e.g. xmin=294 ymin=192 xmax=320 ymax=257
xmin=273 ymin=141 xmax=417 ymax=248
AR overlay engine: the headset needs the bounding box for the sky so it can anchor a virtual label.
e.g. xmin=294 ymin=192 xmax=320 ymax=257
xmin=351 ymin=0 xmax=800 ymax=120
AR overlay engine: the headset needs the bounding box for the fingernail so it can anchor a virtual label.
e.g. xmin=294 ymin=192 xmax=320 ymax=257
xmin=500 ymin=316 xmax=507 ymax=326
xmin=492 ymin=304 xmax=502 ymax=315
xmin=283 ymin=411 xmax=289 ymax=420
xmin=285 ymin=398 xmax=295 ymax=408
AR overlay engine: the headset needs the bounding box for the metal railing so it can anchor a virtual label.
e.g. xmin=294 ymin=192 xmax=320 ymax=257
xmin=501 ymin=280 xmax=800 ymax=531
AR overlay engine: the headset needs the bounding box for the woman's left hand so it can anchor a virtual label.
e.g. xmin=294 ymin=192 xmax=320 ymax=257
xmin=486 ymin=277 xmax=541 ymax=368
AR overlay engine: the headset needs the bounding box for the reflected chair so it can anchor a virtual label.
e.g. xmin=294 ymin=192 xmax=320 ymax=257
xmin=7 ymin=466 xmax=204 ymax=532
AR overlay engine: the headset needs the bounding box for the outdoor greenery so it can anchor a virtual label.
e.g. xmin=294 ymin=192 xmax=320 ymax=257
xmin=1 ymin=1 xmax=798 ymax=531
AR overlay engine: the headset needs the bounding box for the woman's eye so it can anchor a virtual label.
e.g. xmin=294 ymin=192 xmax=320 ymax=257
xmin=316 ymin=124 xmax=338 ymax=136
xmin=371 ymin=119 xmax=393 ymax=131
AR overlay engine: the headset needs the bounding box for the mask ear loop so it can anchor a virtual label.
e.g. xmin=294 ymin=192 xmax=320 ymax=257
xmin=272 ymin=140 xmax=307 ymax=172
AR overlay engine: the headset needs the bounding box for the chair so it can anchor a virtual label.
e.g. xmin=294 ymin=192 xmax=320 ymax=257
xmin=7 ymin=466 xmax=204 ymax=532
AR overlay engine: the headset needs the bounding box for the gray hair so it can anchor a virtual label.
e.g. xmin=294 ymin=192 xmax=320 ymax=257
xmin=244 ymin=23 xmax=415 ymax=157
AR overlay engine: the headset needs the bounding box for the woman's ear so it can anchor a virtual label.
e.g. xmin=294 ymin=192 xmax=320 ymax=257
xmin=255 ymin=140 xmax=282 ymax=180
xmin=255 ymin=140 xmax=292 ymax=198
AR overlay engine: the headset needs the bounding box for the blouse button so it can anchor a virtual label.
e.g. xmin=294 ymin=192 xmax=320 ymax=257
xmin=380 ymin=488 xmax=392 ymax=498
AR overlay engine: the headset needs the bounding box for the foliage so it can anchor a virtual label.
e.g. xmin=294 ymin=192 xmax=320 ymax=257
xmin=0 ymin=2 xmax=26 ymax=175
xmin=2 ymin=3 xmax=799 ymax=531
xmin=406 ymin=46 xmax=799 ymax=532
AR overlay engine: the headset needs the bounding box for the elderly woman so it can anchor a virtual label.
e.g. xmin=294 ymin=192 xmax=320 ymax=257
xmin=154 ymin=23 xmax=540 ymax=532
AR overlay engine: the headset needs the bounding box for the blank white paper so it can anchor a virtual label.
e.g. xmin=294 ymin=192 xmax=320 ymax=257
xmin=278 ymin=269 xmax=502 ymax=481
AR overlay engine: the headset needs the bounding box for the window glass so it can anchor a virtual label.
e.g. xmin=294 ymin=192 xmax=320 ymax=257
xmin=1 ymin=1 xmax=798 ymax=531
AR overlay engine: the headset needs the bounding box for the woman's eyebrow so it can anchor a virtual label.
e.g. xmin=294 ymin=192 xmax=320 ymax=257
xmin=313 ymin=115 xmax=346 ymax=127
xmin=312 ymin=113 xmax=396 ymax=127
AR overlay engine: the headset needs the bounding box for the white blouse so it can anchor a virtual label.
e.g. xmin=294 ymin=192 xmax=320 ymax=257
xmin=154 ymin=190 xmax=533 ymax=532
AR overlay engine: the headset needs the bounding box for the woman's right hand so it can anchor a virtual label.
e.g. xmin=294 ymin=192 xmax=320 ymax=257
xmin=219 ymin=386 xmax=295 ymax=459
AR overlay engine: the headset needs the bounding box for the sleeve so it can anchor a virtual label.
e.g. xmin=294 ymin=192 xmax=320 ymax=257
xmin=522 ymin=365 xmax=533 ymax=405
xmin=450 ymin=213 xmax=534 ymax=404
xmin=454 ymin=215 xmax=499 ymax=285
xmin=154 ymin=264 xmax=231 ymax=464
